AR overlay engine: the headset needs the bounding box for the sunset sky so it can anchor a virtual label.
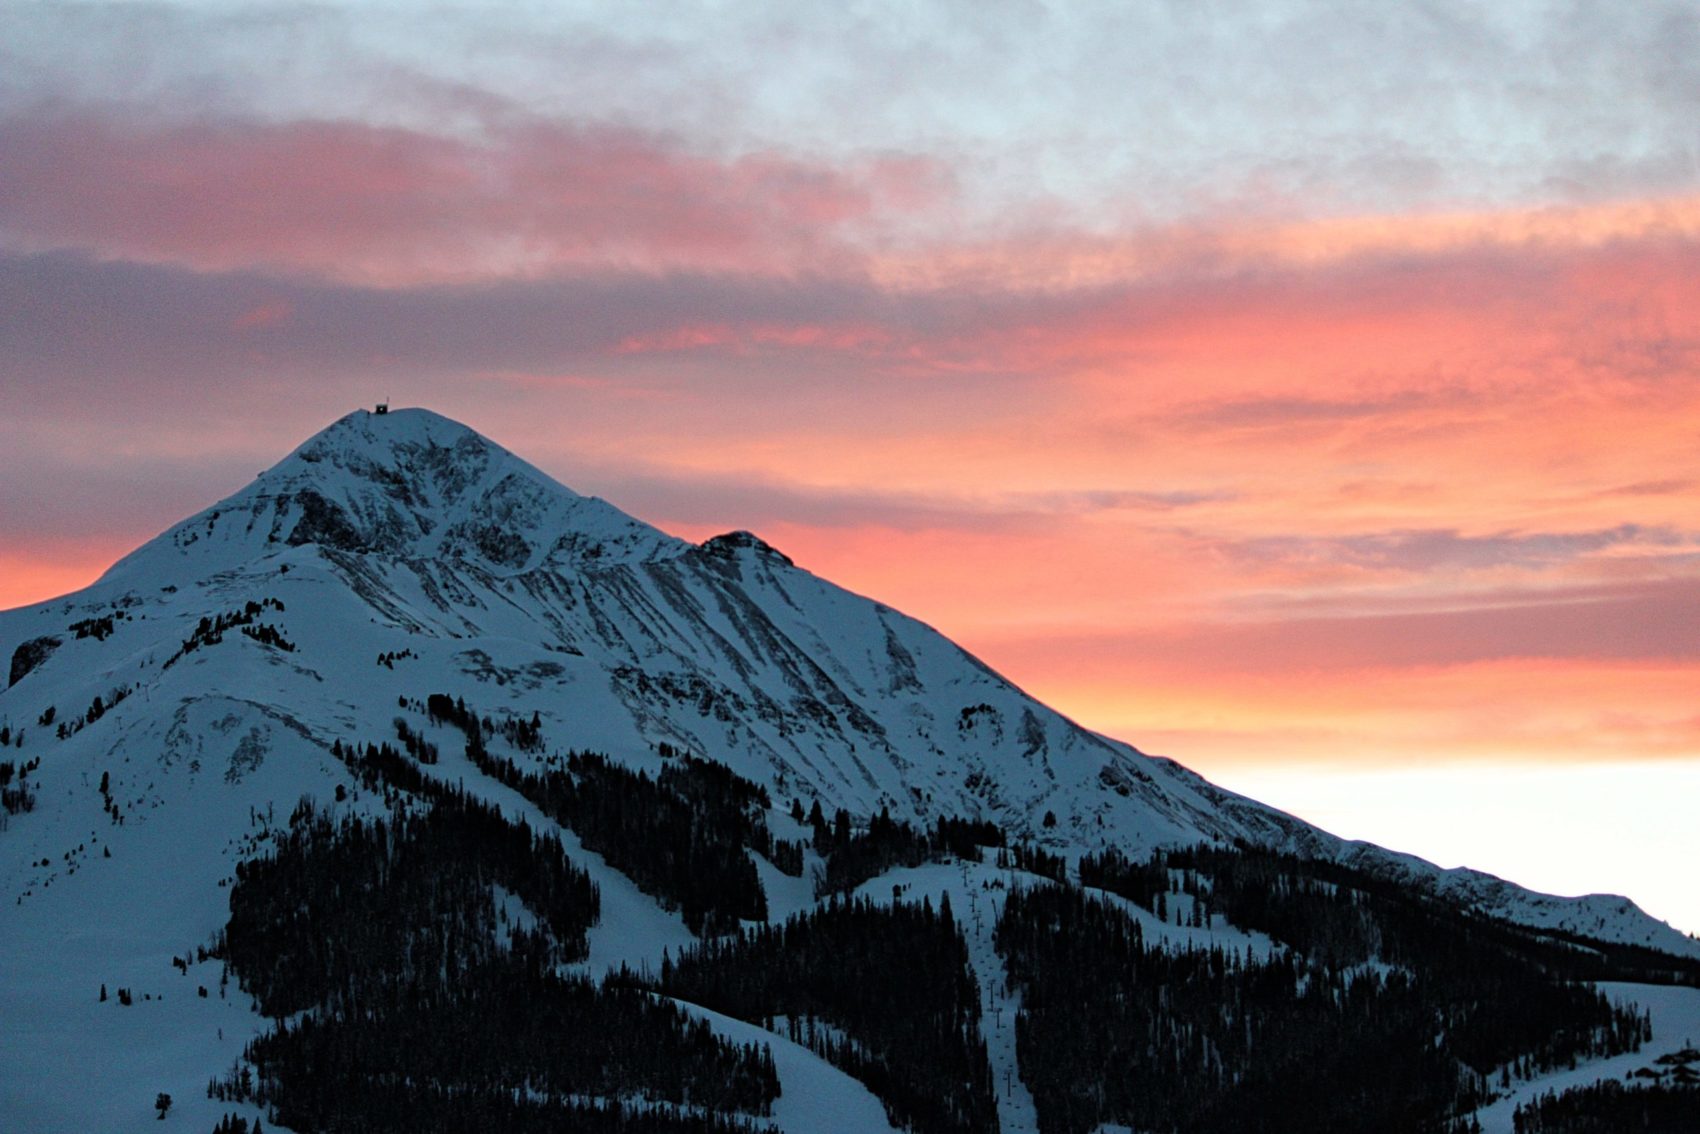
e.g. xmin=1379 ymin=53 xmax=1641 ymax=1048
xmin=3 ymin=2 xmax=1698 ymax=932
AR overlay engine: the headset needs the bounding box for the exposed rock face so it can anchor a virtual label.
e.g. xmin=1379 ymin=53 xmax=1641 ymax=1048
xmin=9 ymin=636 xmax=60 ymax=688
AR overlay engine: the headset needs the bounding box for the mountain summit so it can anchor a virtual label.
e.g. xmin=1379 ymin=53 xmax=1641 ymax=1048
xmin=102 ymin=407 xmax=680 ymax=585
xmin=3 ymin=408 xmax=1695 ymax=1133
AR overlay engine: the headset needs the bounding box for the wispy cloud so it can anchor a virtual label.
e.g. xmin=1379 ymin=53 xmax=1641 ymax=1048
xmin=1223 ymin=525 xmax=1699 ymax=575
xmin=0 ymin=111 xmax=950 ymax=283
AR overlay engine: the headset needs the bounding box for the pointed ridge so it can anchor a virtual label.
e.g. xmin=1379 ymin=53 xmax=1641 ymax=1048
xmin=94 ymin=406 xmax=682 ymax=589
xmin=285 ymin=406 xmax=492 ymax=467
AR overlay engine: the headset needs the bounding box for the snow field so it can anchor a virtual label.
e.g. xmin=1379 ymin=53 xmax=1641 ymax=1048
xmin=1472 ymin=981 xmax=1700 ymax=1133
xmin=672 ymin=1000 xmax=901 ymax=1134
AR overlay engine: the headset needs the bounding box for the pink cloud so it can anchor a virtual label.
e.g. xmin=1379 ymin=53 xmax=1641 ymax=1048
xmin=232 ymin=298 xmax=293 ymax=329
xmin=613 ymin=320 xmax=900 ymax=356
xmin=0 ymin=111 xmax=953 ymax=284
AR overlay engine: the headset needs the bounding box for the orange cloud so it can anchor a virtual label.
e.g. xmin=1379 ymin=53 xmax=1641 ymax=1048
xmin=865 ymin=192 xmax=1700 ymax=292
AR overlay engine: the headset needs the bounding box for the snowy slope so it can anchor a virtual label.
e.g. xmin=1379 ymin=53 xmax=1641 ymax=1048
xmin=676 ymin=1002 xmax=902 ymax=1134
xmin=2 ymin=406 xmax=1696 ymax=1129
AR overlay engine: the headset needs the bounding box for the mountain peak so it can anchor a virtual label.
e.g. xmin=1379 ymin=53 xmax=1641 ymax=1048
xmin=100 ymin=406 xmax=680 ymax=587
xmin=289 ymin=405 xmax=491 ymax=463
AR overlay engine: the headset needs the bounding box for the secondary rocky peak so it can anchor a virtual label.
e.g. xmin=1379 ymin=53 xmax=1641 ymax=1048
xmin=697 ymin=530 xmax=795 ymax=566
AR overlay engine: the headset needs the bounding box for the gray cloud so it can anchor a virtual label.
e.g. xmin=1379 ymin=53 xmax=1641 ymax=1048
xmin=0 ymin=250 xmax=906 ymax=399
xmin=563 ymin=464 xmax=1227 ymax=540
xmin=1020 ymin=575 xmax=1700 ymax=672
xmin=1603 ymin=479 xmax=1695 ymax=498
xmin=5 ymin=1 xmax=1698 ymax=229
xmin=1174 ymin=390 xmax=1455 ymax=430
xmin=1224 ymin=525 xmax=1698 ymax=574
xmin=0 ymin=439 xmax=261 ymax=549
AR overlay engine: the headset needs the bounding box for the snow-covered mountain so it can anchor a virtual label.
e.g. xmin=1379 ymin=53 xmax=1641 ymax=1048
xmin=2 ymin=407 xmax=1694 ymax=1132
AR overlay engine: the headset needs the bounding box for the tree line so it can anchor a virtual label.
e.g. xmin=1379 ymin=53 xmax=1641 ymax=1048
xmin=163 ymin=597 xmax=287 ymax=669
xmin=998 ymin=882 xmax=1497 ymax=1134
xmin=1002 ymin=839 xmax=1665 ymax=1134
xmin=210 ymin=744 xmax=778 ymax=1131
xmin=644 ymin=893 xmax=999 ymax=1134
xmin=427 ymin=691 xmax=773 ymax=934
xmin=1512 ymin=1080 xmax=1700 ymax=1132
xmin=807 ymin=801 xmax=1007 ymax=897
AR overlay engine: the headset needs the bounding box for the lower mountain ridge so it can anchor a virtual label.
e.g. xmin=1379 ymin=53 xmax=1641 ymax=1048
xmin=3 ymin=407 xmax=1696 ymax=1134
